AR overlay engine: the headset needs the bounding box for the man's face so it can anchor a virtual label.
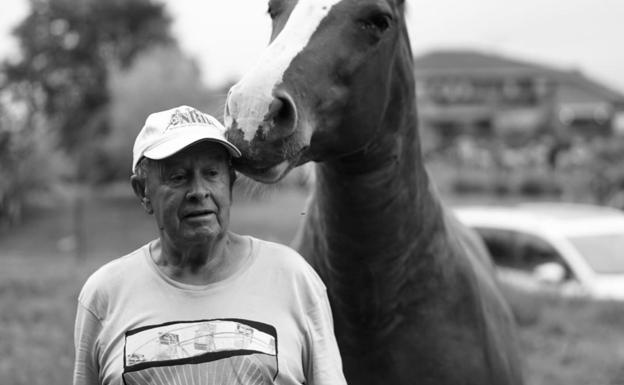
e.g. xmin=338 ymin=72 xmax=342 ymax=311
xmin=145 ymin=141 xmax=233 ymax=248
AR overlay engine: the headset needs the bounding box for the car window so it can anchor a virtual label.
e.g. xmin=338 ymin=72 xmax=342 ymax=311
xmin=474 ymin=227 xmax=574 ymax=279
xmin=567 ymin=233 xmax=624 ymax=274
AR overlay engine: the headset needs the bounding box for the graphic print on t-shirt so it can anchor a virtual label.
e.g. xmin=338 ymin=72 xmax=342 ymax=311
xmin=122 ymin=318 xmax=278 ymax=385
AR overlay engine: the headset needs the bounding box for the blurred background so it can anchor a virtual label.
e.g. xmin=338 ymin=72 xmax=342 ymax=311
xmin=1 ymin=0 xmax=624 ymax=384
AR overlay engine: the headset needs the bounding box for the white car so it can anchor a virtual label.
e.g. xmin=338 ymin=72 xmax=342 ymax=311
xmin=454 ymin=202 xmax=624 ymax=301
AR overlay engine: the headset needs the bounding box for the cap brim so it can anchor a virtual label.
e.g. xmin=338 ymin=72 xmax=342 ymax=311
xmin=143 ymin=133 xmax=242 ymax=161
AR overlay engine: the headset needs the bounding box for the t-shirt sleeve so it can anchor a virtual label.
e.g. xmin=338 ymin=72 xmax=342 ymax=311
xmin=303 ymin=270 xmax=348 ymax=385
xmin=73 ymin=300 xmax=102 ymax=385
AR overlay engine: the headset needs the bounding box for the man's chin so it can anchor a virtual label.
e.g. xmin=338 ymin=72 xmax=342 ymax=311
xmin=178 ymin=225 xmax=222 ymax=243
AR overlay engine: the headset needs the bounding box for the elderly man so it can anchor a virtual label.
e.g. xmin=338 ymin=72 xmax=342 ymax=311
xmin=73 ymin=106 xmax=347 ymax=385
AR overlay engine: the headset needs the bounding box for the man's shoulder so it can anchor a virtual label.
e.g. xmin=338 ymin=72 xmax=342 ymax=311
xmin=78 ymin=244 xmax=149 ymax=306
xmin=250 ymin=236 xmax=326 ymax=289
xmin=252 ymin=237 xmax=307 ymax=267
xmin=253 ymin=236 xmax=299 ymax=255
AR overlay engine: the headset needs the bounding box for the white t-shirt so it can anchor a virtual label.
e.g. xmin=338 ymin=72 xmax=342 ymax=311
xmin=73 ymin=236 xmax=346 ymax=385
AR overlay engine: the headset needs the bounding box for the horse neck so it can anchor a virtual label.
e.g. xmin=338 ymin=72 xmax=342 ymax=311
xmin=311 ymin=40 xmax=445 ymax=264
xmin=296 ymin=31 xmax=455 ymax=350
xmin=308 ymin=97 xmax=448 ymax=346
xmin=313 ymin=113 xmax=443 ymax=262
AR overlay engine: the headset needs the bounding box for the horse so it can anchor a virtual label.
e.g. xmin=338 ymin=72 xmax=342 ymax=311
xmin=223 ymin=0 xmax=525 ymax=384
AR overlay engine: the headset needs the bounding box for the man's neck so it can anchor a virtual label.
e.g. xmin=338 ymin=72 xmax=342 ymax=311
xmin=151 ymin=233 xmax=249 ymax=285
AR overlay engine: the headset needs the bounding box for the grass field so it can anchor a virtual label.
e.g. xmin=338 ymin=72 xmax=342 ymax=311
xmin=0 ymin=185 xmax=623 ymax=384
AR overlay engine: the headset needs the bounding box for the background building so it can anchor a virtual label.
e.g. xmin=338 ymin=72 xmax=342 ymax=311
xmin=414 ymin=50 xmax=624 ymax=141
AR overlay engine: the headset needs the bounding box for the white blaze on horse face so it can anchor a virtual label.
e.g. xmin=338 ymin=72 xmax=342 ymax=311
xmin=226 ymin=0 xmax=345 ymax=142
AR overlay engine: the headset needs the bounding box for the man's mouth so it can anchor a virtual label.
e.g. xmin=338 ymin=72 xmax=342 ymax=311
xmin=182 ymin=210 xmax=214 ymax=219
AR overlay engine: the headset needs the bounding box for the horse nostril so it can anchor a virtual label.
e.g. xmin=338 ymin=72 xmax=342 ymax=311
xmin=263 ymin=93 xmax=296 ymax=140
xmin=266 ymin=98 xmax=284 ymax=120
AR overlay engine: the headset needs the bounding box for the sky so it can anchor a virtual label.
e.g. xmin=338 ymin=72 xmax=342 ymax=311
xmin=1 ymin=0 xmax=624 ymax=92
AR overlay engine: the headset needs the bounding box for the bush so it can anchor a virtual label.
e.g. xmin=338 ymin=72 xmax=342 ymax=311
xmin=450 ymin=171 xmax=492 ymax=195
xmin=517 ymin=173 xmax=561 ymax=197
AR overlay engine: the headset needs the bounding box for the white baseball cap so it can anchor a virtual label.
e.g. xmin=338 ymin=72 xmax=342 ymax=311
xmin=132 ymin=105 xmax=241 ymax=172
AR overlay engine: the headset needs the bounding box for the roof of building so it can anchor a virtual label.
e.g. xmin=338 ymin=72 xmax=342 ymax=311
xmin=414 ymin=50 xmax=624 ymax=103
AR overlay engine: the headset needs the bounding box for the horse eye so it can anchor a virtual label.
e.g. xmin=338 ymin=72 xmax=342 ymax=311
xmin=360 ymin=13 xmax=392 ymax=33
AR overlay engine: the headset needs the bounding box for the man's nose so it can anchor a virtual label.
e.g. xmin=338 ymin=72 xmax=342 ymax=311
xmin=186 ymin=175 xmax=210 ymax=201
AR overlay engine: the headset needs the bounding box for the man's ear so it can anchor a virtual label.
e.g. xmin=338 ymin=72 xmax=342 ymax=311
xmin=131 ymin=175 xmax=153 ymax=214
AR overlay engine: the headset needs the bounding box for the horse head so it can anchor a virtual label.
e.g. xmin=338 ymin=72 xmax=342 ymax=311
xmin=224 ymin=0 xmax=411 ymax=183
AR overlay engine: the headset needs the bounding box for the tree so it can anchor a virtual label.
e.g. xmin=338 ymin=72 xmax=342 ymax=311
xmin=3 ymin=0 xmax=173 ymax=179
xmin=0 ymin=0 xmax=173 ymax=244
xmin=0 ymin=88 xmax=69 ymax=229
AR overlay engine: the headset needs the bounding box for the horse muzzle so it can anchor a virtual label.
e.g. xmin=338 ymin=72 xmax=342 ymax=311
xmin=225 ymin=85 xmax=297 ymax=143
